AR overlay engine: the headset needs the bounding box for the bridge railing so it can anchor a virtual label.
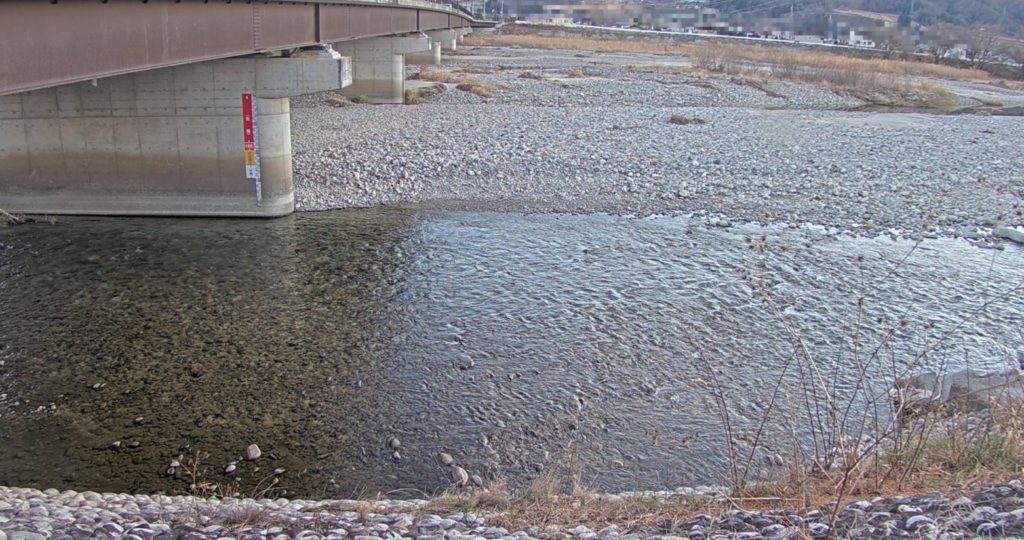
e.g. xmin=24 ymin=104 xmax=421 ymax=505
xmin=314 ymin=0 xmax=472 ymax=16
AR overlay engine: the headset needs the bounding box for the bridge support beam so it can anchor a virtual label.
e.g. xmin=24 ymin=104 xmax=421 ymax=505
xmin=335 ymin=34 xmax=431 ymax=104
xmin=406 ymin=42 xmax=443 ymax=66
xmin=426 ymin=30 xmax=460 ymax=52
xmin=0 ymin=56 xmax=351 ymax=217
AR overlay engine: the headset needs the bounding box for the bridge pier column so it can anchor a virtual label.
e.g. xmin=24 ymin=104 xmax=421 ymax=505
xmin=335 ymin=34 xmax=431 ymax=104
xmin=0 ymin=56 xmax=351 ymax=217
xmin=426 ymin=30 xmax=459 ymax=52
xmin=406 ymin=42 xmax=443 ymax=66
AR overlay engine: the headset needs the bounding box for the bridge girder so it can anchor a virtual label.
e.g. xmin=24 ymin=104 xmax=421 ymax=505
xmin=0 ymin=0 xmax=473 ymax=96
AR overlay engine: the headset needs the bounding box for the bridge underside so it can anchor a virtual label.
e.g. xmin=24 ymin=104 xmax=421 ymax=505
xmin=0 ymin=1 xmax=475 ymax=217
xmin=1 ymin=0 xmax=472 ymax=96
xmin=0 ymin=57 xmax=356 ymax=217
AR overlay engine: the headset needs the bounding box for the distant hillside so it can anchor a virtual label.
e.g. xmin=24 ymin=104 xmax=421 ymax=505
xmin=710 ymin=0 xmax=1023 ymax=35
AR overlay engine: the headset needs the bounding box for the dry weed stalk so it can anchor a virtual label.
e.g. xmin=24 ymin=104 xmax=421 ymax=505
xmin=683 ymin=236 xmax=1024 ymax=531
xmin=1 ymin=208 xmax=26 ymax=225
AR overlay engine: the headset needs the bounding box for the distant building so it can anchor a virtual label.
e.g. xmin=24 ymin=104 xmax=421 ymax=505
xmin=528 ymin=0 xmax=720 ymax=30
xmin=641 ymin=4 xmax=722 ymax=31
xmin=793 ymin=34 xmax=825 ymax=43
xmin=830 ymin=9 xmax=898 ymax=47
xmin=847 ymin=30 xmax=876 ymax=48
xmin=533 ymin=0 xmax=641 ymax=25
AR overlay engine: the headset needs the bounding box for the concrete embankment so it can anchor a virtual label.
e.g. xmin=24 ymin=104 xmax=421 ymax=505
xmin=5 ymin=482 xmax=1024 ymax=539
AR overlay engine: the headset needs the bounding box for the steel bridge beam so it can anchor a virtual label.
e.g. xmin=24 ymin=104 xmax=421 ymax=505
xmin=0 ymin=0 xmax=473 ymax=96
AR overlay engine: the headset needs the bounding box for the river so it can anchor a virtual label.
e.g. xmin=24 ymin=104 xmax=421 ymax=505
xmin=0 ymin=210 xmax=1021 ymax=499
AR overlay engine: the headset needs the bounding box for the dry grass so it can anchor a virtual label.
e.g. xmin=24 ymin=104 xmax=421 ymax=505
xmin=467 ymin=34 xmax=990 ymax=82
xmin=412 ymin=70 xmax=464 ymax=84
xmin=404 ymin=83 xmax=447 ymax=105
xmin=423 ymin=473 xmax=721 ymax=532
xmin=412 ymin=69 xmax=493 ymax=98
xmin=404 ymin=89 xmax=427 ymax=105
xmin=732 ymin=400 xmax=1024 ymax=510
xmin=324 ymin=94 xmax=355 ymax=107
xmin=213 ymin=504 xmax=282 ymax=530
xmin=419 ymin=392 xmax=1024 ymax=533
xmin=975 ymin=97 xmax=1006 ymax=107
xmin=519 ymin=71 xmax=546 ymax=80
xmin=466 ymin=33 xmax=990 ymax=110
xmin=419 ymin=82 xmax=448 ymax=98
xmin=687 ymin=245 xmax=1024 ymax=530
xmin=730 ymin=76 xmax=787 ymax=98
xmin=460 ymin=66 xmax=497 ymax=75
xmin=668 ymin=114 xmax=706 ymax=125
xmin=456 ymin=79 xmax=493 ymax=98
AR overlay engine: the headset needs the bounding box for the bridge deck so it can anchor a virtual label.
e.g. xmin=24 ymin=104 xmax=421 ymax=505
xmin=0 ymin=0 xmax=474 ymax=96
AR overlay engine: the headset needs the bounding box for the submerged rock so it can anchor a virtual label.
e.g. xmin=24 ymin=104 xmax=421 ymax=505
xmin=244 ymin=444 xmax=262 ymax=461
xmin=451 ymin=466 xmax=469 ymax=487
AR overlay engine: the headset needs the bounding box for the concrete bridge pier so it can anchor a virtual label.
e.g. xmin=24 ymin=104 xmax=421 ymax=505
xmin=427 ymin=29 xmax=460 ymax=52
xmin=406 ymin=42 xmax=443 ymax=66
xmin=335 ymin=34 xmax=431 ymax=103
xmin=0 ymin=57 xmax=351 ymax=217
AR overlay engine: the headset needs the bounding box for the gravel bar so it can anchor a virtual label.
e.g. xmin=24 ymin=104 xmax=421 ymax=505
xmin=291 ymin=46 xmax=1024 ymax=241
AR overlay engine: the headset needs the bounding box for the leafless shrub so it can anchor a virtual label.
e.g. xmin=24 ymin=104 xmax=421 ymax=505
xmin=686 ymin=239 xmax=1024 ymax=530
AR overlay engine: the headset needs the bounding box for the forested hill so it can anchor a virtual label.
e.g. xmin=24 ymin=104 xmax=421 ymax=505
xmin=709 ymin=0 xmax=1023 ymax=35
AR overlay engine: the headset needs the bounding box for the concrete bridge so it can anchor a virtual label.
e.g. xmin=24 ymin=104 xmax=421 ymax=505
xmin=0 ymin=0 xmax=482 ymax=217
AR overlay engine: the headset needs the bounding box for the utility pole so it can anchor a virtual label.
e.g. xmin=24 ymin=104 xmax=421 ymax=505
xmin=789 ymin=1 xmax=794 ymax=39
xmin=825 ymin=0 xmax=833 ymax=41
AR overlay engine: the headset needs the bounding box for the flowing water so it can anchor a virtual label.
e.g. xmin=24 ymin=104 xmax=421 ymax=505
xmin=0 ymin=210 xmax=1021 ymax=499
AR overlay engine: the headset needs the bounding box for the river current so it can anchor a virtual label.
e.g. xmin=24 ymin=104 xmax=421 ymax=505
xmin=0 ymin=210 xmax=1021 ymax=498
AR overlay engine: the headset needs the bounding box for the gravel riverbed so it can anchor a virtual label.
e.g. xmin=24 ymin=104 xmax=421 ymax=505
xmin=291 ymin=46 xmax=1024 ymax=241
xmin=4 ymin=482 xmax=1024 ymax=539
xmin=5 ymin=43 xmax=1024 ymax=540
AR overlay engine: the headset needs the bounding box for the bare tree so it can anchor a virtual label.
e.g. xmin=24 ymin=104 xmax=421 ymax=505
xmin=921 ymin=22 xmax=965 ymax=62
xmin=996 ymin=38 xmax=1024 ymax=79
xmin=964 ymin=24 xmax=1001 ymax=67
